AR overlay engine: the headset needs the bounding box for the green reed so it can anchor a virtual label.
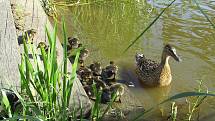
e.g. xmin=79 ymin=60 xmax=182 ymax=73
xmin=132 ymin=80 xmax=214 ymax=121
xmin=170 ymin=102 xmax=177 ymax=121
xmin=0 ymin=19 xmax=118 ymax=120
xmin=2 ymin=20 xmax=80 ymax=120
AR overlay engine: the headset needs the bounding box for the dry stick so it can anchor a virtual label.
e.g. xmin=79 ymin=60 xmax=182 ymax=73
xmin=123 ymin=0 xmax=176 ymax=53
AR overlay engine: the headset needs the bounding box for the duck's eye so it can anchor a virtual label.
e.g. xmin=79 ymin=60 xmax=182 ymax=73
xmin=170 ymin=48 xmax=176 ymax=54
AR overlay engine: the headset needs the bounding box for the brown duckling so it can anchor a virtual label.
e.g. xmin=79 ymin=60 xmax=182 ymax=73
xmin=101 ymin=88 xmax=112 ymax=104
xmin=89 ymin=62 xmax=102 ymax=76
xmin=1 ymin=89 xmax=21 ymax=113
xmin=79 ymin=48 xmax=89 ymax=65
xmin=93 ymin=76 xmax=107 ymax=91
xmin=24 ymin=29 xmax=37 ymax=44
xmin=67 ymin=37 xmax=79 ymax=51
xmin=37 ymin=42 xmax=59 ymax=56
xmin=83 ymin=85 xmax=96 ymax=100
xmin=68 ymin=37 xmax=79 ymax=50
xmin=77 ymin=66 xmax=93 ymax=86
xmin=109 ymin=83 xmax=125 ymax=103
xmin=37 ymin=42 xmax=49 ymax=53
xmin=102 ymin=61 xmax=118 ymax=85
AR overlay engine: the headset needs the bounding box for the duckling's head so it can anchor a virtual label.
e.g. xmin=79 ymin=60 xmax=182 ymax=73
xmin=28 ymin=29 xmax=37 ymax=35
xmin=90 ymin=62 xmax=102 ymax=76
xmin=102 ymin=61 xmax=118 ymax=80
xmin=37 ymin=42 xmax=47 ymax=48
xmin=81 ymin=68 xmax=92 ymax=80
xmin=163 ymin=44 xmax=181 ymax=62
xmin=68 ymin=37 xmax=79 ymax=48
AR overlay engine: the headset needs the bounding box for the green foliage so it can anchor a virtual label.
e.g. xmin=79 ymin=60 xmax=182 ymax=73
xmin=16 ymin=20 xmax=81 ymax=120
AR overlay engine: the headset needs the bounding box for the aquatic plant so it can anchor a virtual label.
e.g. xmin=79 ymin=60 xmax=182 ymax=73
xmin=132 ymin=79 xmax=213 ymax=121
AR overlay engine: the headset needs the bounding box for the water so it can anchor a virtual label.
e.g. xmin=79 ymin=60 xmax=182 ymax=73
xmin=54 ymin=0 xmax=215 ymax=120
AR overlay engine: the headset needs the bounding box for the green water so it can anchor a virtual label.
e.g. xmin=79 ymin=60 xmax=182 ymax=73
xmin=55 ymin=0 xmax=215 ymax=120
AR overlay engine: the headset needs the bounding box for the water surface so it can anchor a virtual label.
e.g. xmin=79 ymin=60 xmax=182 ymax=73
xmin=54 ymin=0 xmax=215 ymax=120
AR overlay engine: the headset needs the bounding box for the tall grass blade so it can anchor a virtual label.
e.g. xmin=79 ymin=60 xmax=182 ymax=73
xmin=62 ymin=18 xmax=68 ymax=108
xmin=123 ymin=0 xmax=176 ymax=53
xmin=193 ymin=0 xmax=215 ymax=29
xmin=66 ymin=49 xmax=80 ymax=106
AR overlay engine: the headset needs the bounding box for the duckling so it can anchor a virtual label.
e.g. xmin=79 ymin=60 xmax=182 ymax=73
xmin=89 ymin=62 xmax=102 ymax=76
xmin=93 ymin=76 xmax=107 ymax=90
xmin=1 ymin=89 xmax=21 ymax=113
xmin=37 ymin=42 xmax=49 ymax=53
xmin=24 ymin=29 xmax=37 ymax=44
xmin=109 ymin=83 xmax=125 ymax=103
xmin=102 ymin=61 xmax=118 ymax=85
xmin=83 ymin=85 xmax=96 ymax=100
xmin=79 ymin=48 xmax=89 ymax=65
xmin=101 ymin=88 xmax=112 ymax=104
xmin=68 ymin=37 xmax=79 ymax=50
xmin=77 ymin=66 xmax=93 ymax=86
xmin=135 ymin=44 xmax=181 ymax=87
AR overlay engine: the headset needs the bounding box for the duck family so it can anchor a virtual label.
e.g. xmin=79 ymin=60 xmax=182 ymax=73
xmin=74 ymin=39 xmax=180 ymax=103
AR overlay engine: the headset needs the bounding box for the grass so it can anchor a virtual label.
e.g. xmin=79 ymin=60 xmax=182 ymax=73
xmin=0 ymin=19 xmax=117 ymax=120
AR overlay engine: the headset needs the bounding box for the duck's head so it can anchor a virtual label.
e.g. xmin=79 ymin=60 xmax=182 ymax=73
xmin=163 ymin=44 xmax=181 ymax=62
xmin=135 ymin=53 xmax=145 ymax=64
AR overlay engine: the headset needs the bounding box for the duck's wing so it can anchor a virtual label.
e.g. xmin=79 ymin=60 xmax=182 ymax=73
xmin=139 ymin=59 xmax=159 ymax=73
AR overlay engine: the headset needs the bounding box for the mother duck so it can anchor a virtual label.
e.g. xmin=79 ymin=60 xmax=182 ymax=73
xmin=135 ymin=44 xmax=181 ymax=87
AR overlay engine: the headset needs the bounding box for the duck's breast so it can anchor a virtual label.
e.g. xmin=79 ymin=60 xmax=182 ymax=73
xmin=159 ymin=64 xmax=172 ymax=86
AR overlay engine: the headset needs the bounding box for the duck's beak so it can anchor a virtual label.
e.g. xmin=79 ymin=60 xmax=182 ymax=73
xmin=171 ymin=49 xmax=182 ymax=62
xmin=173 ymin=53 xmax=182 ymax=62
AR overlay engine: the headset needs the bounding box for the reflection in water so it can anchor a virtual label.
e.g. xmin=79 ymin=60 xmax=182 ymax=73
xmin=54 ymin=0 xmax=215 ymax=120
